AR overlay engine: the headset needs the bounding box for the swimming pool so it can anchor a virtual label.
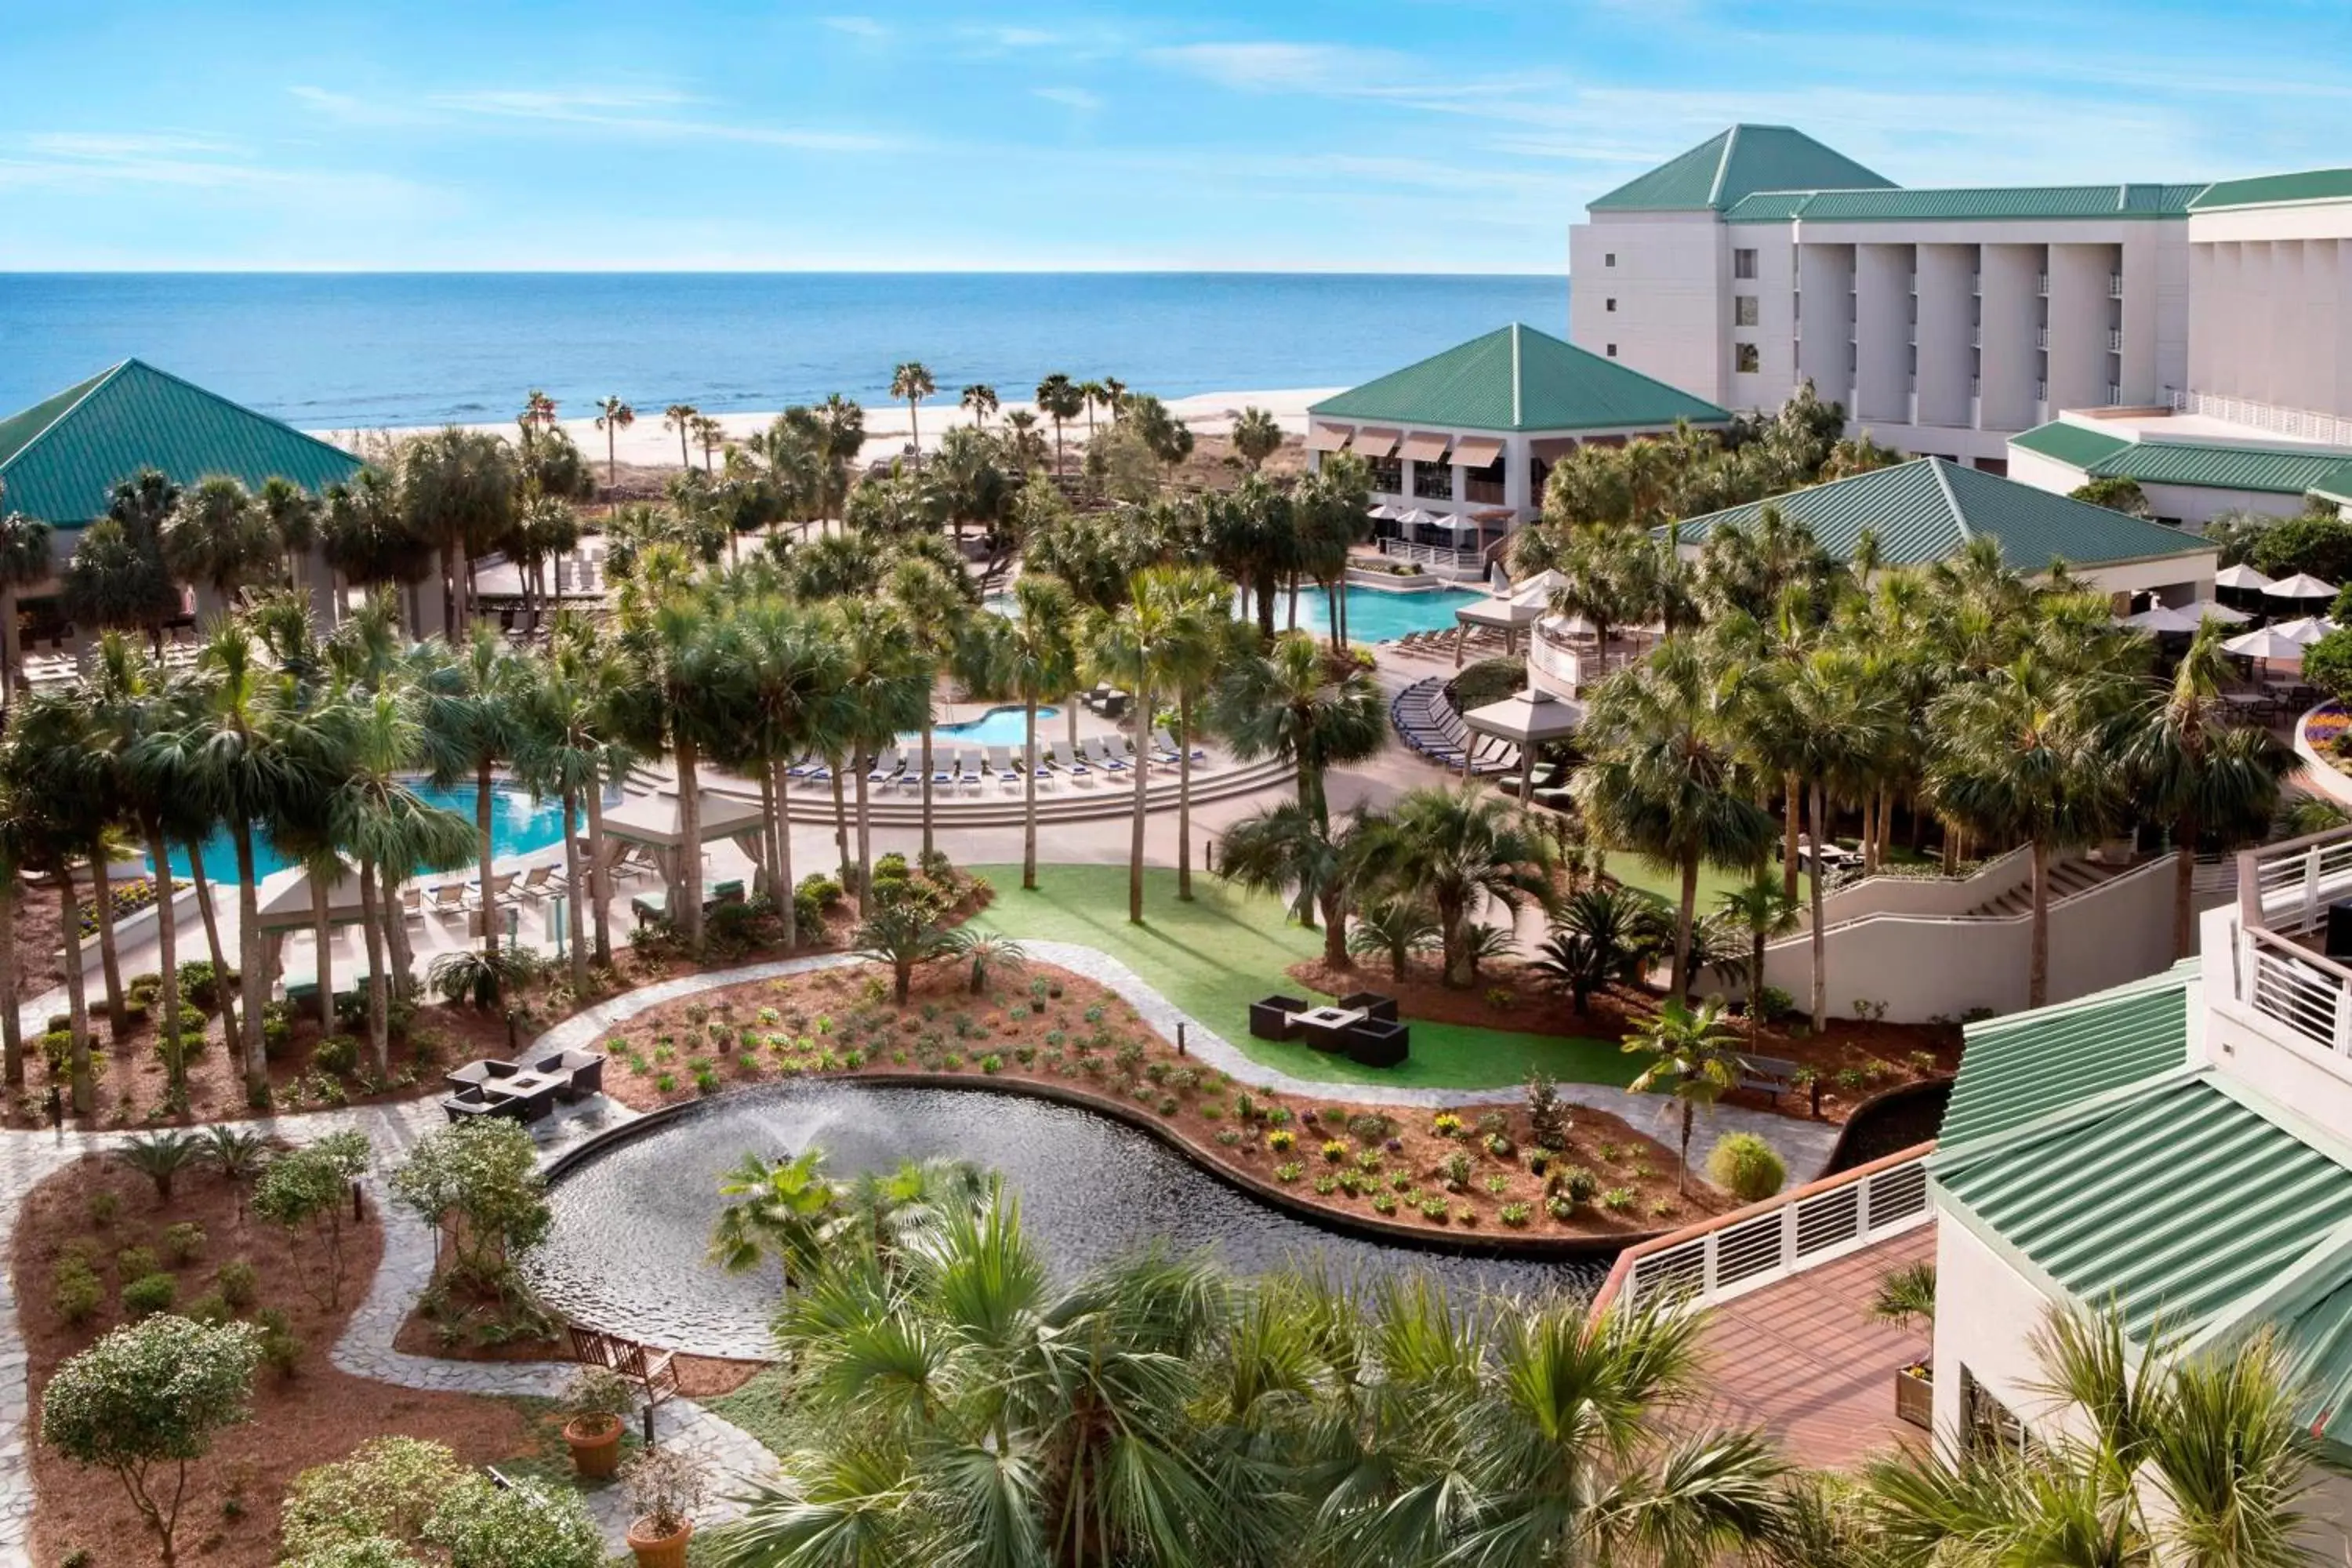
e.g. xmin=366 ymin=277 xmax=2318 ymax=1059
xmin=912 ymin=704 xmax=1059 ymax=749
xmin=1260 ymin=584 xmax=1490 ymax=644
xmin=153 ymin=780 xmax=571 ymax=881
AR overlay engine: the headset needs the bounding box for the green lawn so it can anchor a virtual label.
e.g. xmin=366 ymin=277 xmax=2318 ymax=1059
xmin=964 ymin=864 xmax=1636 ymax=1091
xmin=1604 ymin=854 xmax=1746 ymax=915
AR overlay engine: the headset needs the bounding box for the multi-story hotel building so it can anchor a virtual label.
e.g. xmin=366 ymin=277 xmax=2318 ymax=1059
xmin=1570 ymin=125 xmax=2352 ymax=471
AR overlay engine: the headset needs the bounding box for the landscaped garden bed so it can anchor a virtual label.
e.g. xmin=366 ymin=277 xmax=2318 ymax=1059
xmin=590 ymin=959 xmax=1740 ymax=1237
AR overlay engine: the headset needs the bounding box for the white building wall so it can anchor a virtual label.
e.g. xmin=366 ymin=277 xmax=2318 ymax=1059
xmin=1979 ymin=245 xmax=2043 ymax=436
xmin=1915 ymin=244 xmax=1974 ymax=430
xmin=1568 ymin=212 xmax=1727 ymax=401
xmin=1795 ymin=241 xmax=1856 ymax=411
xmin=2047 ymin=243 xmax=2113 ymax=408
xmin=1930 ymin=1217 xmax=2066 ymax=1440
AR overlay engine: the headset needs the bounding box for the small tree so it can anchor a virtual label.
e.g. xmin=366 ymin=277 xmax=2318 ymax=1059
xmin=252 ymin=1131 xmax=372 ymax=1308
xmin=281 ymin=1436 xmax=467 ymax=1558
xmin=1524 ymin=1068 xmax=1571 ymax=1151
xmin=1623 ymin=998 xmax=1744 ymax=1196
xmin=118 ymin=1128 xmax=206 ymax=1204
xmin=40 ymin=1314 xmax=263 ymax=1566
xmin=853 ymin=901 xmax=955 ymax=1004
xmin=423 ymin=1472 xmax=604 ymax=1568
xmin=388 ymin=1120 xmax=553 ymax=1296
xmin=2068 ymin=475 xmax=2154 ymax=518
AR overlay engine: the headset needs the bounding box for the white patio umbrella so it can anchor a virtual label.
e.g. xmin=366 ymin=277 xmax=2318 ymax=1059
xmin=2224 ymin=626 xmax=2313 ymax=662
xmin=2265 ymin=571 xmax=2339 ymax=601
xmin=1367 ymin=503 xmax=1400 ymax=522
xmin=2270 ymin=615 xmax=2337 ymax=644
xmin=2122 ymin=604 xmax=2201 ymax=633
xmin=2215 ymin=563 xmax=2276 ymax=592
xmin=2179 ymin=598 xmax=2251 ymax=625
xmin=1392 ymin=506 xmax=1440 ymax=528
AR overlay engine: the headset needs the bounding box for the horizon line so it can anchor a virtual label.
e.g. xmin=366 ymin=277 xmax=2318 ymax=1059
xmin=0 ymin=265 xmax=1570 ymax=280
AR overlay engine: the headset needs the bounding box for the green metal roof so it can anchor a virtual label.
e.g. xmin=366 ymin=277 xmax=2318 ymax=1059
xmin=2191 ymin=169 xmax=2352 ymax=212
xmin=1936 ymin=1076 xmax=2352 ymax=1342
xmin=1308 ymin=324 xmax=1730 ymax=434
xmin=1588 ymin=125 xmax=1893 ymax=213
xmin=1668 ymin=457 xmax=2214 ymax=571
xmin=2011 ymin=422 xmax=2352 ymax=498
xmin=1726 ymin=183 xmax=2201 ymax=224
xmin=1939 ymin=970 xmax=2191 ymax=1149
xmin=0 ymin=359 xmax=361 ymax=527
xmin=2009 ymin=421 xmax=2134 ymax=470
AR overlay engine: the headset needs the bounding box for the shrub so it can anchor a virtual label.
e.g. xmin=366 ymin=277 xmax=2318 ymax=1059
xmin=40 ymin=1316 xmax=263 ymax=1566
xmin=1345 ymin=1112 xmax=1394 ymax=1145
xmin=88 ymin=1190 xmax=119 ymax=1229
xmin=1441 ymin=1152 xmax=1474 ymax=1192
xmin=52 ymin=1258 xmax=102 ymax=1326
xmin=313 ymin=1035 xmax=361 ymax=1076
xmin=118 ymin=1130 xmax=205 ymax=1204
xmin=1274 ymin=1161 xmax=1304 ymax=1183
xmin=183 ymin=1290 xmax=232 ymax=1325
xmin=281 ymin=1436 xmax=466 ymax=1557
xmin=254 ymin=1131 xmax=372 ymax=1309
xmin=1754 ymin=984 xmax=1795 ymax=1022
xmin=424 ymin=1473 xmax=604 ymax=1568
xmin=1499 ymin=1202 xmax=1532 ymax=1227
xmin=1601 ymin=1187 xmax=1636 ymax=1213
xmin=162 ymin=1221 xmax=207 ymax=1265
xmin=122 ymin=1272 xmax=176 ymax=1318
xmin=1266 ymin=1130 xmax=1295 ymax=1152
xmin=1430 ymin=1112 xmax=1464 ymax=1138
xmin=261 ymin=1009 xmax=294 ymax=1062
xmin=1484 ymin=1133 xmax=1515 ymax=1160
xmin=1319 ymin=1139 xmax=1348 ymax=1164
xmin=215 ymin=1258 xmax=259 ymax=1309
xmin=256 ymin=1308 xmax=303 ymax=1377
xmin=387 ymin=1122 xmax=552 ymax=1296
xmin=1525 ymin=1069 xmax=1571 ymax=1150
xmin=176 ymin=960 xmax=238 ymax=1011
xmin=116 ymin=1246 xmax=160 ymax=1280
xmin=1705 ymin=1133 xmax=1788 ymax=1203
xmin=1551 ymin=1165 xmax=1599 ymax=1206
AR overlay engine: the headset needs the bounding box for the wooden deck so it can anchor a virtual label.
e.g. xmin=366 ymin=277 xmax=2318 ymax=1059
xmin=1680 ymin=1221 xmax=1937 ymax=1470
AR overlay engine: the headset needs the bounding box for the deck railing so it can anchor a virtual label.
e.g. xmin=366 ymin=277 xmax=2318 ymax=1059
xmin=1380 ymin=539 xmax=1487 ymax=572
xmin=1591 ymin=1144 xmax=1934 ymax=1318
xmin=2230 ymin=825 xmax=2352 ymax=1057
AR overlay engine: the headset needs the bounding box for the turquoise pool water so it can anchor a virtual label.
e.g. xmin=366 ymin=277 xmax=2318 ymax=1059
xmin=913 ymin=705 xmax=1060 ymax=748
xmin=154 ymin=781 xmax=569 ymax=882
xmin=1267 ymin=585 xmax=1489 ymax=643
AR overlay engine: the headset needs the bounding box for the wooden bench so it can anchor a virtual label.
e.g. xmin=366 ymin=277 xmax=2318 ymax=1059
xmin=1733 ymin=1052 xmax=1803 ymax=1104
xmin=567 ymin=1323 xmax=679 ymax=1404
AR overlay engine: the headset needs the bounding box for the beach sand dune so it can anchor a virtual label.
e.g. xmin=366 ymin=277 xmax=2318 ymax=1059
xmin=310 ymin=387 xmax=1343 ymax=472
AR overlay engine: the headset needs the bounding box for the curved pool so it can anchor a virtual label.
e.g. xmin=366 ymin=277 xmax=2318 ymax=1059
xmin=532 ymin=1080 xmax=1606 ymax=1358
xmin=154 ymin=780 xmax=570 ymax=881
xmin=912 ymin=704 xmax=1060 ymax=749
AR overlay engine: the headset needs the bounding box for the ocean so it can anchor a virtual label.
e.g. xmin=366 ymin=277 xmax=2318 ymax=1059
xmin=0 ymin=272 xmax=1566 ymax=430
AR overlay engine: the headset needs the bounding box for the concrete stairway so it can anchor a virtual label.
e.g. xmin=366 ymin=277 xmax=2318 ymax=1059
xmin=1962 ymin=858 xmax=2130 ymax=917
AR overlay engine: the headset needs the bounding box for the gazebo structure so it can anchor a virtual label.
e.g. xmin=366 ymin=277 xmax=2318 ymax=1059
xmin=1460 ymin=688 xmax=1587 ymax=800
xmin=253 ymin=859 xmax=376 ymax=998
xmin=600 ymin=786 xmax=769 ymax=911
xmin=1450 ymin=569 xmax=1561 ymax=667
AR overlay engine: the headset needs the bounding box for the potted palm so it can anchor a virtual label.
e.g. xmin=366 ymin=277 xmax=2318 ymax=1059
xmin=622 ymin=1446 xmax=708 ymax=1568
xmin=1871 ymin=1261 xmax=1936 ymax=1428
xmin=560 ymin=1366 xmax=637 ymax=1479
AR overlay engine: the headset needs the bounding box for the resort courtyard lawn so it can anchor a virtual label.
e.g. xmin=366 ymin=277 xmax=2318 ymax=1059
xmin=964 ymin=864 xmax=1635 ymax=1091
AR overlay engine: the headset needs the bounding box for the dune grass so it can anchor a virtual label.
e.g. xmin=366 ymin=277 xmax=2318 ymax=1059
xmin=964 ymin=863 xmax=1635 ymax=1091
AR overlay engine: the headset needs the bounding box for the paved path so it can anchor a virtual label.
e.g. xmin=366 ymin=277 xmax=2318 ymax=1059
xmin=0 ymin=938 xmax=1845 ymax=1564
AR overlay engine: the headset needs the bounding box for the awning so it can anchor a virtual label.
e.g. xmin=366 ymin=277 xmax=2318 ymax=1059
xmin=1462 ymin=688 xmax=1587 ymax=743
xmin=1452 ymin=435 xmax=1504 ymax=469
xmin=1529 ymin=437 xmax=1581 ymax=462
xmin=1354 ymin=427 xmax=1401 ymax=459
xmin=1399 ymin=431 xmax=1451 ymax=464
xmin=1306 ymin=423 xmax=1354 ymax=453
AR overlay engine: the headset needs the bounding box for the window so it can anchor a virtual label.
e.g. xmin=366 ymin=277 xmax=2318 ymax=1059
xmin=1604 ymin=252 xmax=1616 ymax=267
xmin=1367 ymin=455 xmax=1403 ymax=494
xmin=1734 ymin=343 xmax=1760 ymax=374
xmin=1733 ymin=248 xmax=1759 ymax=280
xmin=1605 ymin=297 xmax=1617 ymax=313
xmin=1464 ymin=452 xmax=1507 ymax=506
xmin=1733 ymin=296 xmax=1759 ymax=327
xmin=1606 ymin=343 xmax=1618 ymax=358
xmin=1962 ymin=1368 xmax=2031 ymax=1459
xmin=1411 ymin=460 xmax=1454 ymax=501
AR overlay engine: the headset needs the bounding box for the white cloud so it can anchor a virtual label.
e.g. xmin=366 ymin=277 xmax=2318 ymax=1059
xmin=1032 ymin=86 xmax=1104 ymax=113
xmin=291 ymin=81 xmax=903 ymax=154
xmin=818 ymin=16 xmax=887 ymax=40
xmin=1149 ymin=42 xmax=1399 ymax=93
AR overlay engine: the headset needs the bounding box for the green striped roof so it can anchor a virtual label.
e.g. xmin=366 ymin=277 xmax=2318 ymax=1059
xmin=0 ymin=359 xmax=361 ymax=527
xmin=2012 ymin=421 xmax=2352 ymax=498
xmin=1308 ymin=324 xmax=1730 ymax=434
xmin=1588 ymin=125 xmax=1893 ymax=212
xmin=1938 ymin=970 xmax=2191 ymax=1149
xmin=2264 ymin=1272 xmax=2352 ymax=1461
xmin=1667 ymin=457 xmax=2214 ymax=571
xmin=1726 ymin=183 xmax=2202 ymax=224
xmin=1936 ymin=1076 xmax=2352 ymax=1342
xmin=2191 ymin=169 xmax=2352 ymax=212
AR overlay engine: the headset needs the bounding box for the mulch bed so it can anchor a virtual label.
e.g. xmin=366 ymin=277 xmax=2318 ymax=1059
xmin=1287 ymin=956 xmax=1962 ymax=1124
xmin=593 ymin=960 xmax=1734 ymax=1239
xmin=13 ymin=1152 xmax=547 ymax=1568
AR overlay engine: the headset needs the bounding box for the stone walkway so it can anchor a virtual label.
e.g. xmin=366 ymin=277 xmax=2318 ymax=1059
xmin=0 ymin=938 xmax=1846 ymax=1564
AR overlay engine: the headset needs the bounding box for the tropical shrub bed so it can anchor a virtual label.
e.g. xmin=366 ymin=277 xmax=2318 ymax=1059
xmin=597 ymin=958 xmax=1733 ymax=1236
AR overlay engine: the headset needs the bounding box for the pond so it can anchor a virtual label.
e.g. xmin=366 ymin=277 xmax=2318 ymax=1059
xmin=532 ymin=1080 xmax=1608 ymax=1358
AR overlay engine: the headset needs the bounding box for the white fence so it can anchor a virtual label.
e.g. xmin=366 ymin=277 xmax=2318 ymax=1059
xmin=1596 ymin=1146 xmax=1934 ymax=1316
xmin=2170 ymin=389 xmax=2352 ymax=448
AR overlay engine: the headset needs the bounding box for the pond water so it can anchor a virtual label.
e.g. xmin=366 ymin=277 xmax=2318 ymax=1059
xmin=532 ymin=1080 xmax=1608 ymax=1358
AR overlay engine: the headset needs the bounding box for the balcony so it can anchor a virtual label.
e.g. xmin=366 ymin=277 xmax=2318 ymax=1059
xmin=2037 ymin=272 xmax=2050 ymax=296
xmin=1969 ymin=325 xmax=1981 ymax=347
xmin=2107 ymin=328 xmax=2124 ymax=353
xmin=2234 ymin=826 xmax=2352 ymax=1058
xmin=2108 ymin=273 xmax=2124 ymax=298
xmin=2106 ymin=383 xmax=2123 ymax=405
xmin=2034 ymin=326 xmax=2051 ymax=349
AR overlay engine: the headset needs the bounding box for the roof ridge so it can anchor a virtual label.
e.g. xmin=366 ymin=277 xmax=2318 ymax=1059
xmin=1924 ymin=455 xmax=1971 ymax=542
xmin=1509 ymin=323 xmax=1522 ymax=428
xmin=0 ymin=359 xmax=129 ymax=471
xmin=1707 ymin=124 xmax=1740 ymax=209
xmin=107 ymin=359 xmax=363 ymax=467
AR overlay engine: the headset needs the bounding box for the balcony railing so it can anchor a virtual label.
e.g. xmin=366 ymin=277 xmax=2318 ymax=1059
xmin=2172 ymin=390 xmax=2352 ymax=448
xmin=2035 ymin=326 xmax=2051 ymax=349
xmin=1969 ymin=325 xmax=1981 ymax=347
xmin=2108 ymin=273 xmax=2124 ymax=298
xmin=2037 ymin=272 xmax=2050 ymax=296
xmin=2232 ymin=826 xmax=2352 ymax=1058
xmin=2106 ymin=383 xmax=2123 ymax=405
xmin=1592 ymin=1145 xmax=1934 ymax=1316
xmin=2107 ymin=328 xmax=2124 ymax=353
xmin=1381 ymin=538 xmax=1489 ymax=573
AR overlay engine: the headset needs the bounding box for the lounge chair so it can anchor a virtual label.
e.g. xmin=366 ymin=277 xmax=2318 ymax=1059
xmin=1049 ymin=739 xmax=1094 ymax=782
xmin=426 ymin=884 xmax=467 ymax=917
xmin=985 ymin=745 xmax=1022 ymax=792
xmin=1085 ymin=736 xmax=1129 ymax=773
xmin=462 ymin=872 xmax=517 ymax=912
xmin=957 ymin=747 xmax=987 ymax=794
xmin=399 ymin=885 xmax=426 ymax=924
xmin=511 ymin=864 xmax=557 ymax=901
xmin=866 ymin=746 xmax=904 ymax=786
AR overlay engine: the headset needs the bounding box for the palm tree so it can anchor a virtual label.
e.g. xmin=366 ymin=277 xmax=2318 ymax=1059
xmin=1716 ymin=877 xmax=1800 ymax=1033
xmin=398 ymin=426 xmax=517 ymax=636
xmin=1230 ymin=406 xmax=1283 ymax=472
xmin=520 ymin=388 xmax=558 ymax=430
xmin=418 ymin=629 xmax=530 ymax=959
xmin=1087 ymin=574 xmax=1179 ymax=924
xmin=2126 ymin=620 xmax=2291 ymax=960
xmin=973 ymin=573 xmax=1078 ymax=891
xmin=1076 ymin=377 xmax=1108 ymax=444
xmin=1929 ymin=652 xmax=2125 ymax=1007
xmin=890 ymin=361 xmax=935 ymax=464
xmin=854 ymin=899 xmax=956 ymax=1004
xmin=612 ymin=593 xmax=733 ymax=953
xmin=1348 ymin=895 xmax=1440 ymax=980
xmin=958 ymin=383 xmax=998 ymax=431
xmin=593 ymin=396 xmax=635 ymax=483
xmin=1534 ymin=884 xmax=1668 ymax=1013
xmin=1209 ymin=632 xmax=1385 ymax=828
xmin=1624 ymin=997 xmax=1743 ymax=1194
xmin=512 ymin=630 xmax=630 ymax=992
xmin=0 ymin=690 xmax=114 ymax=1112
xmin=1035 ymin=372 xmax=1083 ymax=474
xmin=709 ymin=1149 xmax=840 ymax=1286
xmin=1363 ymin=784 xmax=1559 ymax=987
xmin=691 ymin=413 xmax=726 ymax=474
xmin=1219 ymin=801 xmax=1379 ymax=967
xmin=0 ymin=495 xmax=52 ymax=700
xmin=722 ymin=600 xmax=847 ymax=949
xmin=1574 ymin=637 xmax=1775 ymax=997
xmin=161 ymin=475 xmax=281 ymax=610
xmin=1138 ymin=564 xmax=1229 ymax=899
xmin=1768 ymin=642 xmax=1898 ymax=1029
xmin=830 ymin=598 xmax=929 ymax=906
xmin=662 ymin=403 xmax=699 ymax=469
xmin=887 ymin=558 xmax=975 ymax=862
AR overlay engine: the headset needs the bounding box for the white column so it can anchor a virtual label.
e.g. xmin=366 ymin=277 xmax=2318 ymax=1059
xmin=2046 ymin=243 xmax=2108 ymax=408
xmin=1915 ymin=243 xmax=1974 ymax=428
xmin=1853 ymin=243 xmax=1912 ymax=425
xmin=1795 ymin=241 xmax=1856 ymax=412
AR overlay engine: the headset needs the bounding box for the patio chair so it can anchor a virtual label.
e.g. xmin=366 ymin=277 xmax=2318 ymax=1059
xmin=1084 ymin=736 xmax=1130 ymax=772
xmin=445 ymin=1058 xmax=522 ymax=1094
xmin=511 ymin=864 xmax=557 ymax=901
xmin=1335 ymin=991 xmax=1400 ymax=1022
xmin=441 ymin=1084 xmax=504 ymax=1123
xmin=1248 ymin=994 xmax=1308 ymax=1041
xmin=531 ymin=1047 xmax=607 ymax=1100
xmin=1345 ymin=1018 xmax=1410 ymax=1069
xmin=1049 ymin=739 xmax=1094 ymax=782
xmin=426 ymin=884 xmax=468 ymax=917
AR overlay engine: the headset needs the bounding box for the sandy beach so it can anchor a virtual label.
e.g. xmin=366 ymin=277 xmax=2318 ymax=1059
xmin=309 ymin=386 xmax=1344 ymax=472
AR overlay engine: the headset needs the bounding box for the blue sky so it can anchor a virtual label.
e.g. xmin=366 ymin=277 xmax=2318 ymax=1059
xmin=2 ymin=0 xmax=2347 ymax=272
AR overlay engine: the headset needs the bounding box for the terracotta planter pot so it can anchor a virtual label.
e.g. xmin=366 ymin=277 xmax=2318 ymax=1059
xmin=628 ymin=1515 xmax=695 ymax=1568
xmin=1895 ymin=1364 xmax=1933 ymax=1429
xmin=564 ymin=1414 xmax=623 ymax=1479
